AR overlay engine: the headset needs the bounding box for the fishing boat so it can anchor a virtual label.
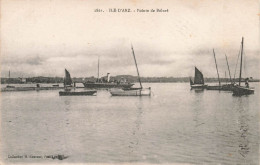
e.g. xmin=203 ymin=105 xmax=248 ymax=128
xmin=207 ymin=49 xmax=222 ymax=90
xmin=59 ymin=90 xmax=97 ymax=96
xmin=221 ymin=54 xmax=234 ymax=91
xmin=110 ymin=45 xmax=151 ymax=96
xmin=59 ymin=69 xmax=97 ymax=96
xmin=190 ymin=67 xmax=207 ymax=89
xmin=83 ymin=57 xmax=134 ymax=89
xmin=232 ymin=37 xmax=254 ymax=96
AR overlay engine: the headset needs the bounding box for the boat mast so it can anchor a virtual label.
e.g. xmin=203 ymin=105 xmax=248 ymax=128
xmin=64 ymin=69 xmax=66 ymax=89
xmin=213 ymin=49 xmax=221 ymax=87
xmin=239 ymin=37 xmax=243 ymax=86
xmin=225 ymin=54 xmax=232 ymax=83
xmin=8 ymin=70 xmax=10 ymax=84
xmin=131 ymin=45 xmax=143 ymax=89
xmin=225 ymin=71 xmax=227 ymax=84
xmin=97 ymin=56 xmax=100 ymax=81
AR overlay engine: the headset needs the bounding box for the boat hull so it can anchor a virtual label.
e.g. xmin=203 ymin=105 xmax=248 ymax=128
xmin=206 ymin=84 xmax=234 ymax=91
xmin=190 ymin=84 xmax=207 ymax=89
xmin=83 ymin=82 xmax=134 ymax=89
xmin=206 ymin=85 xmax=222 ymax=90
xmin=110 ymin=88 xmax=151 ymax=96
xmin=221 ymin=84 xmax=234 ymax=91
xmin=59 ymin=90 xmax=97 ymax=96
xmin=232 ymin=86 xmax=254 ymax=96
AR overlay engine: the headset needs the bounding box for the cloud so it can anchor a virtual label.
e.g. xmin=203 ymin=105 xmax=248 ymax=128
xmin=25 ymin=56 xmax=44 ymax=65
xmin=2 ymin=55 xmax=46 ymax=65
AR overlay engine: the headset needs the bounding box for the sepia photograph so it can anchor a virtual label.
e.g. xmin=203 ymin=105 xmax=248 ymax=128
xmin=0 ymin=0 xmax=259 ymax=164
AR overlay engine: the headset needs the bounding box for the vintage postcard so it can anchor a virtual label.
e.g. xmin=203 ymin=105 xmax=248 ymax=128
xmin=0 ymin=0 xmax=259 ymax=164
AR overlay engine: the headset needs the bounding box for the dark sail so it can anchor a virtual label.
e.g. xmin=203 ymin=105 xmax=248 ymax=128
xmin=64 ymin=69 xmax=72 ymax=86
xmin=190 ymin=78 xmax=194 ymax=85
xmin=194 ymin=67 xmax=204 ymax=84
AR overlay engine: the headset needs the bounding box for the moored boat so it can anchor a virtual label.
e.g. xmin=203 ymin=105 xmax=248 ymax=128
xmin=110 ymin=45 xmax=151 ymax=96
xmin=220 ymin=54 xmax=234 ymax=91
xmin=206 ymin=85 xmax=222 ymax=90
xmin=190 ymin=67 xmax=207 ymax=89
xmin=110 ymin=87 xmax=151 ymax=96
xmin=232 ymin=37 xmax=254 ymax=96
xmin=233 ymin=85 xmax=254 ymax=96
xmin=59 ymin=90 xmax=97 ymax=96
xmin=206 ymin=49 xmax=222 ymax=90
xmin=221 ymin=84 xmax=234 ymax=91
xmin=59 ymin=69 xmax=97 ymax=96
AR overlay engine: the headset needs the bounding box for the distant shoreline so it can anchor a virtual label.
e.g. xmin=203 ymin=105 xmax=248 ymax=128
xmin=1 ymin=75 xmax=259 ymax=84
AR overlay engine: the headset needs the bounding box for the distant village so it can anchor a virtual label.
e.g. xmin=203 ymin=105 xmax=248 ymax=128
xmin=1 ymin=75 xmax=259 ymax=84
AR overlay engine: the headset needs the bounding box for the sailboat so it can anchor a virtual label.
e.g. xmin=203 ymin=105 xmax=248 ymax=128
xmin=232 ymin=37 xmax=254 ymax=96
xmin=63 ymin=69 xmax=73 ymax=88
xmin=83 ymin=57 xmax=134 ymax=89
xmin=221 ymin=54 xmax=234 ymax=91
xmin=59 ymin=69 xmax=97 ymax=96
xmin=110 ymin=45 xmax=151 ymax=96
xmin=207 ymin=49 xmax=222 ymax=90
xmin=190 ymin=67 xmax=207 ymax=89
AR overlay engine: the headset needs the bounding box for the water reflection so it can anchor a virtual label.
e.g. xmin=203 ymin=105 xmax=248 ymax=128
xmin=237 ymin=98 xmax=250 ymax=158
xmin=129 ymin=98 xmax=144 ymax=156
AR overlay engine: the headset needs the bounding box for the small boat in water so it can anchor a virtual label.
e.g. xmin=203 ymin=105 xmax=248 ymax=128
xmin=220 ymin=54 xmax=235 ymax=91
xmin=59 ymin=69 xmax=97 ymax=96
xmin=232 ymin=37 xmax=254 ymax=96
xmin=206 ymin=49 xmax=222 ymax=90
xmin=110 ymin=45 xmax=151 ymax=96
xmin=221 ymin=84 xmax=234 ymax=91
xmin=59 ymin=90 xmax=97 ymax=96
xmin=190 ymin=67 xmax=207 ymax=89
xmin=110 ymin=87 xmax=151 ymax=96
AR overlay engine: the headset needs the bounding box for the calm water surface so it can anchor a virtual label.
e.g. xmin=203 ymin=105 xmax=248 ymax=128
xmin=1 ymin=83 xmax=259 ymax=164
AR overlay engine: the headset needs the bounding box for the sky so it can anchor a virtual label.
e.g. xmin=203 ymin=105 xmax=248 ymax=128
xmin=1 ymin=0 xmax=259 ymax=78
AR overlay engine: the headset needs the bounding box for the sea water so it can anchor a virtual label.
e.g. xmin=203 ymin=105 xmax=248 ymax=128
xmin=1 ymin=83 xmax=259 ymax=164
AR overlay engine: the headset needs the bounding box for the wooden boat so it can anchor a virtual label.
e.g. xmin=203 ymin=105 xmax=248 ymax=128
xmin=110 ymin=45 xmax=151 ymax=96
xmin=59 ymin=90 xmax=96 ymax=96
xmin=110 ymin=88 xmax=151 ymax=96
xmin=222 ymin=84 xmax=234 ymax=91
xmin=59 ymin=69 xmax=97 ymax=96
xmin=83 ymin=57 xmax=134 ymax=89
xmin=206 ymin=49 xmax=222 ymax=90
xmin=207 ymin=85 xmax=222 ymax=90
xmin=190 ymin=67 xmax=207 ymax=89
xmin=233 ymin=85 xmax=254 ymax=95
xmin=232 ymin=37 xmax=254 ymax=96
xmin=221 ymin=54 xmax=234 ymax=91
